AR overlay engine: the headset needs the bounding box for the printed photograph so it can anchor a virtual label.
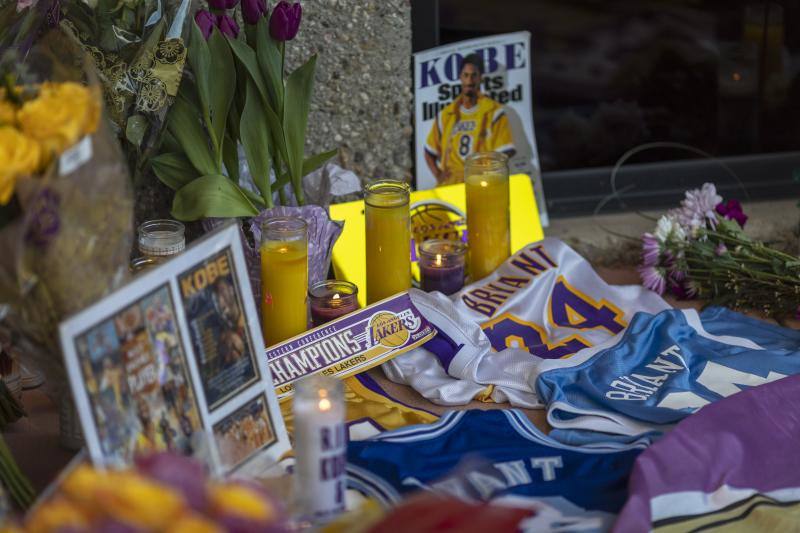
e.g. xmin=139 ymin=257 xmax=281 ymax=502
xmin=213 ymin=394 xmax=277 ymax=471
xmin=74 ymin=285 xmax=203 ymax=463
xmin=179 ymin=248 xmax=259 ymax=410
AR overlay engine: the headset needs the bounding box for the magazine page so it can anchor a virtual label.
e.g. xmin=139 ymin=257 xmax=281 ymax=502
xmin=413 ymin=31 xmax=549 ymax=225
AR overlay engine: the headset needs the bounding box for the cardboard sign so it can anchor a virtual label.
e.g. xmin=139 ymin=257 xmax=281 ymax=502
xmin=60 ymin=224 xmax=290 ymax=476
xmin=329 ymin=173 xmax=544 ymax=307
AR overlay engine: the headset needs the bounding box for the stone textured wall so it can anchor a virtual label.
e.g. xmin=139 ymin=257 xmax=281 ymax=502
xmin=286 ymin=0 xmax=414 ymax=182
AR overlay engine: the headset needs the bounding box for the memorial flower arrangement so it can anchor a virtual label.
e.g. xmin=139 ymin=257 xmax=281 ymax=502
xmin=6 ymin=452 xmax=287 ymax=532
xmin=639 ymin=183 xmax=800 ymax=317
xmin=151 ymin=0 xmax=337 ymax=220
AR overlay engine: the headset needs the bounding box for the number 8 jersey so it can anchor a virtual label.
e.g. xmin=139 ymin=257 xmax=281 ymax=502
xmin=383 ymin=238 xmax=670 ymax=408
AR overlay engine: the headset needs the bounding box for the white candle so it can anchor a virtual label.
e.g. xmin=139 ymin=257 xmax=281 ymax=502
xmin=293 ymin=375 xmax=347 ymax=522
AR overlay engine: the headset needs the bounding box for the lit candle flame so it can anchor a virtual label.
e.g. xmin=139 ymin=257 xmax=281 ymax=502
xmin=435 ymin=253 xmax=442 ymax=266
xmin=333 ymin=293 xmax=340 ymax=300
xmin=318 ymin=397 xmax=331 ymax=411
xmin=480 ymin=180 xmax=488 ymax=187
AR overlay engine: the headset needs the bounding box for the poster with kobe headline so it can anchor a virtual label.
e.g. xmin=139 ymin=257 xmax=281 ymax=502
xmin=414 ymin=31 xmax=549 ymax=225
xmin=60 ymin=223 xmax=290 ymax=475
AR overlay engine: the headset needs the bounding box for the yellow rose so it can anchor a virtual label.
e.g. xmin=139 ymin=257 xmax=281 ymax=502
xmin=17 ymin=82 xmax=100 ymax=162
xmin=208 ymin=482 xmax=276 ymax=522
xmin=24 ymin=498 xmax=88 ymax=533
xmin=0 ymin=100 xmax=16 ymax=126
xmin=99 ymin=471 xmax=187 ymax=529
xmin=0 ymin=126 xmax=42 ymax=205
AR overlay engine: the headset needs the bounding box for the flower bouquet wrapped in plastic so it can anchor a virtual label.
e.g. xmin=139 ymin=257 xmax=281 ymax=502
xmin=0 ymin=31 xmax=133 ymax=411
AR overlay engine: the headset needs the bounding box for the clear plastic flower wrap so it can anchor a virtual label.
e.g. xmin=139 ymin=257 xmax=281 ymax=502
xmin=0 ymin=30 xmax=134 ymax=401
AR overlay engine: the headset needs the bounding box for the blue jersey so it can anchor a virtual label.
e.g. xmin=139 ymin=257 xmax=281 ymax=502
xmin=347 ymin=409 xmax=647 ymax=531
xmin=535 ymin=308 xmax=800 ymax=439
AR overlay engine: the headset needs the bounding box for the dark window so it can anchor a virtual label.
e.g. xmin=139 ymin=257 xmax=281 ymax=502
xmin=414 ymin=0 xmax=800 ymax=217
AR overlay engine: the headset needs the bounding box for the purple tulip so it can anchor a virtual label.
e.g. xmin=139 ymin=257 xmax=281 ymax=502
xmin=269 ymin=1 xmax=301 ymax=41
xmin=208 ymin=0 xmax=240 ymax=10
xmin=195 ymin=10 xmax=216 ymax=40
xmin=242 ymin=0 xmax=268 ymax=25
xmin=217 ymin=13 xmax=241 ymax=38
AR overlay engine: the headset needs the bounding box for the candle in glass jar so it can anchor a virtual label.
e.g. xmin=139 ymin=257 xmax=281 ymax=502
xmin=293 ymin=375 xmax=347 ymax=523
xmin=465 ymin=152 xmax=510 ymax=281
xmin=309 ymin=280 xmax=360 ymax=327
xmin=260 ymin=217 xmax=309 ymax=347
xmin=418 ymin=239 xmax=467 ymax=295
xmin=365 ymin=180 xmax=411 ymax=304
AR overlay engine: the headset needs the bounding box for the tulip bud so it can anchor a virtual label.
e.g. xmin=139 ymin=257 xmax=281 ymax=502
xmin=242 ymin=0 xmax=268 ymax=25
xmin=217 ymin=14 xmax=240 ymax=38
xmin=194 ymin=10 xmax=216 ymax=40
xmin=208 ymin=0 xmax=240 ymax=10
xmin=269 ymin=1 xmax=301 ymax=41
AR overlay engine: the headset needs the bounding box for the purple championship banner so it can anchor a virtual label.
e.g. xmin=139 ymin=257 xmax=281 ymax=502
xmin=266 ymin=292 xmax=436 ymax=400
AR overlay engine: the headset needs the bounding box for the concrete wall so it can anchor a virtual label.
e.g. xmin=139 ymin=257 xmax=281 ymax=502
xmin=287 ymin=0 xmax=414 ymax=182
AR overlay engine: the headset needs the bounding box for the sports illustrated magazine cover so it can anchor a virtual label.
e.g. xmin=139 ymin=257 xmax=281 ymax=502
xmin=73 ymin=285 xmax=203 ymax=464
xmin=414 ymin=31 xmax=549 ymax=224
xmin=179 ymin=248 xmax=260 ymax=411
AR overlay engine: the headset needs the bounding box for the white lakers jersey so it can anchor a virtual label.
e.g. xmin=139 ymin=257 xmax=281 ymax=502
xmin=382 ymin=238 xmax=670 ymax=408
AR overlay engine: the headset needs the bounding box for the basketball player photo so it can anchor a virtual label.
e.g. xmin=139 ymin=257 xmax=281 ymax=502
xmin=424 ymin=53 xmax=516 ymax=186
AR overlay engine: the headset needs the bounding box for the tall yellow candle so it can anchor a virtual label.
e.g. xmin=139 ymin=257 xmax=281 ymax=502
xmin=465 ymin=152 xmax=510 ymax=281
xmin=260 ymin=217 xmax=308 ymax=346
xmin=365 ymin=180 xmax=411 ymax=304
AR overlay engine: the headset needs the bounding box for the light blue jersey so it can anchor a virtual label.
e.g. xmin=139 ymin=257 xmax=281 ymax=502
xmin=347 ymin=409 xmax=648 ymax=532
xmin=536 ymin=308 xmax=800 ymax=439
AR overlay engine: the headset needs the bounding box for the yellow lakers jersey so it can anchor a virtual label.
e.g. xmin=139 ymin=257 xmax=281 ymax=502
xmin=425 ymin=94 xmax=515 ymax=186
xmin=279 ymin=372 xmax=438 ymax=441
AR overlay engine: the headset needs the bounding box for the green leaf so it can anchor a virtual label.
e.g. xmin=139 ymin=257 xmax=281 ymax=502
xmin=167 ymin=96 xmax=219 ymax=175
xmin=227 ymin=36 xmax=269 ymax=105
xmin=284 ymin=55 xmax=318 ymax=203
xmin=172 ymin=174 xmax=260 ymax=221
xmin=240 ymin=80 xmax=273 ymax=207
xmin=125 ymin=114 xmax=148 ymax=148
xmin=222 ymin=134 xmax=240 ymax=184
xmin=188 ymin=22 xmax=213 ymax=129
xmin=256 ymin=19 xmax=285 ymax=112
xmin=275 ymin=148 xmax=338 ymax=183
xmin=160 ymin=128 xmax=182 ymax=154
xmin=151 ymin=152 xmax=198 ymax=190
xmin=207 ymin=28 xmax=237 ymax=154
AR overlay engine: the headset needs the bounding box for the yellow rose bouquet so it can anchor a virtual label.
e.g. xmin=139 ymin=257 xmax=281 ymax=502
xmin=0 ymin=31 xmax=133 ymax=448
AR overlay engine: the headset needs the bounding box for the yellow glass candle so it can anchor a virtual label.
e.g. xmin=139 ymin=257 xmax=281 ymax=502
xmin=260 ymin=216 xmax=308 ymax=346
xmin=365 ymin=180 xmax=411 ymax=304
xmin=465 ymin=152 xmax=510 ymax=281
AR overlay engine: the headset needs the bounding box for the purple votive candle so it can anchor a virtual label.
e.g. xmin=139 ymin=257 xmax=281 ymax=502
xmin=309 ymin=280 xmax=360 ymax=327
xmin=419 ymin=239 xmax=467 ymax=296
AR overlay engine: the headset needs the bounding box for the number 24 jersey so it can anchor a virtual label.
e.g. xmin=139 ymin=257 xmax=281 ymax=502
xmin=383 ymin=238 xmax=670 ymax=408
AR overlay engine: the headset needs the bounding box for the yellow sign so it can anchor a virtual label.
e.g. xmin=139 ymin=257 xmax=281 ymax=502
xmin=330 ymin=174 xmax=544 ymax=307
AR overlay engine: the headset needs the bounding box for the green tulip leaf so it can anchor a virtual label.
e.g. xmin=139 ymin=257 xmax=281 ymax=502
xmin=275 ymin=148 xmax=338 ymax=185
xmin=240 ymin=80 xmax=274 ymax=207
xmin=227 ymin=36 xmax=269 ymax=105
xmin=256 ymin=19 xmax=285 ymax=113
xmin=188 ymin=22 xmax=213 ymax=139
xmin=167 ymin=96 xmax=219 ymax=176
xmin=284 ymin=54 xmax=318 ymax=202
xmin=151 ymin=152 xmax=198 ymax=190
xmin=172 ymin=174 xmax=260 ymax=221
xmin=207 ymin=28 xmax=236 ymax=158
xmin=222 ymin=134 xmax=241 ymax=184
xmin=159 ymin=128 xmax=182 ymax=154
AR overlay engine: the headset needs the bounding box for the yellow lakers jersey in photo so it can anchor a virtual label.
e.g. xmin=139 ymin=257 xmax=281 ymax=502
xmin=425 ymin=94 xmax=515 ymax=185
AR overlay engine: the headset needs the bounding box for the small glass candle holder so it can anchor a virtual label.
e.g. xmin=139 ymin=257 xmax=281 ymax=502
xmin=364 ymin=180 xmax=411 ymax=304
xmin=418 ymin=239 xmax=467 ymax=295
xmin=130 ymin=219 xmax=185 ymax=273
xmin=309 ymin=280 xmax=360 ymax=327
xmin=260 ymin=216 xmax=309 ymax=347
xmin=293 ymin=375 xmax=346 ymax=524
xmin=465 ymin=152 xmax=510 ymax=281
